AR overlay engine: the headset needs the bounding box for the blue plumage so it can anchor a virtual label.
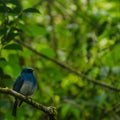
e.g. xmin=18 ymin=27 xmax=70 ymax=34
xmin=12 ymin=67 xmax=37 ymax=116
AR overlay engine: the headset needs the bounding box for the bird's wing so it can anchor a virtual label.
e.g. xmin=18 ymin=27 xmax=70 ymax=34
xmin=13 ymin=76 xmax=24 ymax=92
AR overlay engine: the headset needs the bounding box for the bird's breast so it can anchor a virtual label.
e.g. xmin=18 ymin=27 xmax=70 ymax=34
xmin=20 ymin=81 xmax=36 ymax=96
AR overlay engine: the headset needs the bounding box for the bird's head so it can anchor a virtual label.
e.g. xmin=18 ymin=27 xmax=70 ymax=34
xmin=21 ymin=67 xmax=33 ymax=73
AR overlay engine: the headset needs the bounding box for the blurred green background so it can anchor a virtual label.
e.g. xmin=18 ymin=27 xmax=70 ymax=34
xmin=0 ymin=0 xmax=120 ymax=119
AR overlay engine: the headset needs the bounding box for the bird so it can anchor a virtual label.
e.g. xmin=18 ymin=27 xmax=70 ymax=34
xmin=12 ymin=67 xmax=37 ymax=116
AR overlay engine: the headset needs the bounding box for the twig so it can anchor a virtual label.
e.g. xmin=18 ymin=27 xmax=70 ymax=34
xmin=0 ymin=87 xmax=56 ymax=120
xmin=16 ymin=40 xmax=120 ymax=92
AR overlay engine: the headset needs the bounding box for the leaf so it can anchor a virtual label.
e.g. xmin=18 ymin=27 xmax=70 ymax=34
xmin=4 ymin=44 xmax=22 ymax=50
xmin=19 ymin=23 xmax=47 ymax=37
xmin=0 ymin=5 xmax=12 ymax=13
xmin=4 ymin=54 xmax=21 ymax=76
xmin=26 ymin=25 xmax=47 ymax=36
xmin=23 ymin=8 xmax=40 ymax=13
xmin=0 ymin=57 xmax=6 ymax=61
xmin=71 ymin=106 xmax=80 ymax=120
xmin=0 ymin=58 xmax=8 ymax=67
xmin=45 ymin=67 xmax=63 ymax=81
xmin=61 ymin=104 xmax=71 ymax=119
xmin=1 ymin=28 xmax=19 ymax=45
xmin=36 ymin=44 xmax=55 ymax=57
xmin=4 ymin=74 xmax=11 ymax=79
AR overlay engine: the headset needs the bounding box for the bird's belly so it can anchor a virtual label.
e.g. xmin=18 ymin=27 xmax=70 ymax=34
xmin=20 ymin=81 xmax=35 ymax=96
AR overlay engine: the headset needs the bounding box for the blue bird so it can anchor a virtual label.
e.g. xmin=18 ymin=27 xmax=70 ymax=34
xmin=12 ymin=67 xmax=37 ymax=116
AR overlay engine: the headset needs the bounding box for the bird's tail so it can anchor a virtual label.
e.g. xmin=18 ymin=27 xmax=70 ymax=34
xmin=12 ymin=99 xmax=18 ymax=116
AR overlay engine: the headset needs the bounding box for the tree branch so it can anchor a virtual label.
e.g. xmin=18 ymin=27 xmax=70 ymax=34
xmin=0 ymin=87 xmax=56 ymax=120
xmin=16 ymin=40 xmax=120 ymax=92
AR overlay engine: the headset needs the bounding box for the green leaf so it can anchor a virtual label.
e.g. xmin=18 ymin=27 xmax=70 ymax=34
xmin=45 ymin=67 xmax=63 ymax=81
xmin=1 ymin=28 xmax=19 ymax=45
xmin=4 ymin=54 xmax=21 ymax=76
xmin=27 ymin=25 xmax=47 ymax=36
xmin=0 ymin=5 xmax=12 ymax=13
xmin=26 ymin=25 xmax=47 ymax=36
xmin=61 ymin=104 xmax=71 ymax=119
xmin=23 ymin=8 xmax=40 ymax=13
xmin=19 ymin=24 xmax=47 ymax=37
xmin=36 ymin=44 xmax=55 ymax=57
xmin=4 ymin=44 xmax=22 ymax=50
xmin=0 ymin=58 xmax=8 ymax=67
xmin=71 ymin=106 xmax=80 ymax=120
xmin=0 ymin=57 xmax=6 ymax=61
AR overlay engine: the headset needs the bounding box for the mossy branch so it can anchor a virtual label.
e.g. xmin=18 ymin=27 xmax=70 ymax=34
xmin=0 ymin=87 xmax=57 ymax=120
xmin=16 ymin=40 xmax=120 ymax=92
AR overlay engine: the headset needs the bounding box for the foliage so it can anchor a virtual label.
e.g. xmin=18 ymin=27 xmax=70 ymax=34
xmin=0 ymin=0 xmax=120 ymax=120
